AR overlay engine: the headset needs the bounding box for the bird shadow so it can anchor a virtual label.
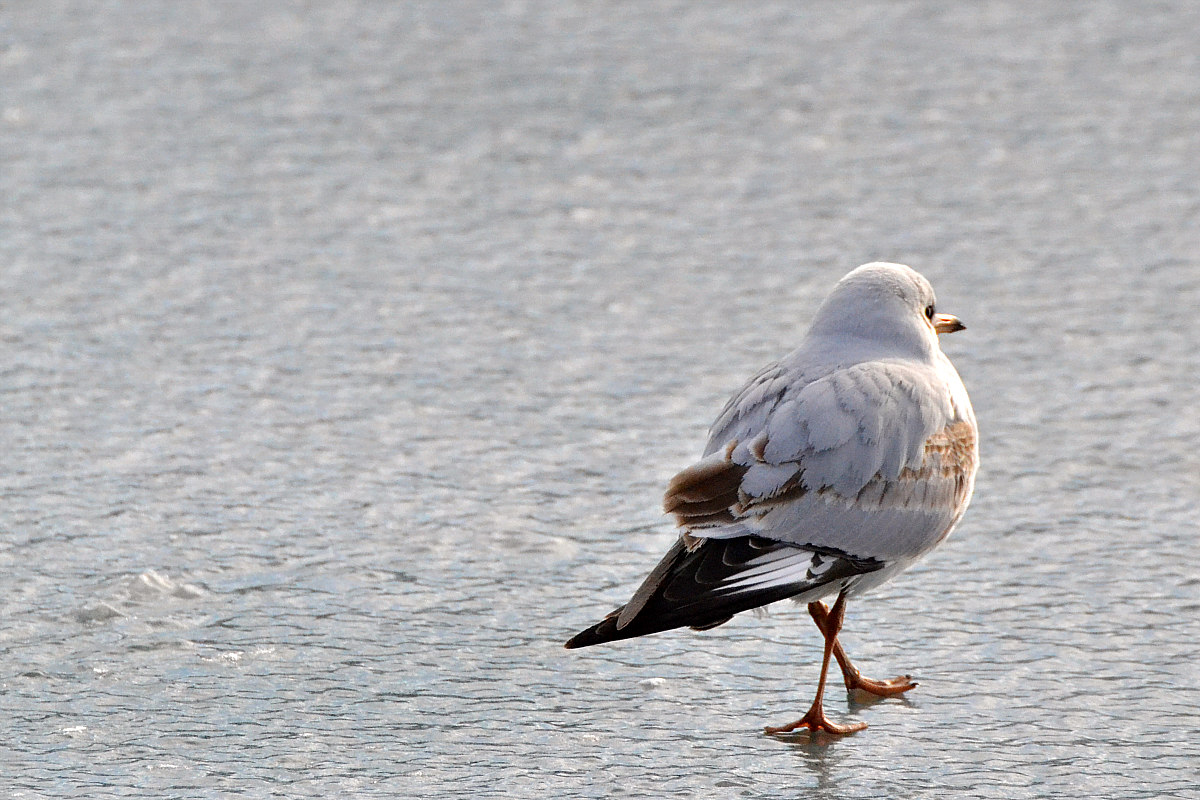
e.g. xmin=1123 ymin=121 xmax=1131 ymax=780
xmin=762 ymin=725 xmax=857 ymax=795
xmin=846 ymin=685 xmax=918 ymax=710
xmin=765 ymin=726 xmax=861 ymax=748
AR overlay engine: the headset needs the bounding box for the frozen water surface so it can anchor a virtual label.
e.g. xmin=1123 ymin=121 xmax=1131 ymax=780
xmin=1 ymin=1 xmax=1199 ymax=797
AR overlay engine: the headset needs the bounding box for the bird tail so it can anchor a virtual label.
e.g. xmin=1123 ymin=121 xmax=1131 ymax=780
xmin=565 ymin=539 xmax=722 ymax=648
xmin=564 ymin=536 xmax=879 ymax=649
xmin=564 ymin=602 xmax=729 ymax=649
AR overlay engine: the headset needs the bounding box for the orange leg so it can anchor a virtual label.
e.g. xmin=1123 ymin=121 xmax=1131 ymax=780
xmin=764 ymin=591 xmax=868 ymax=736
xmin=808 ymin=601 xmax=918 ymax=697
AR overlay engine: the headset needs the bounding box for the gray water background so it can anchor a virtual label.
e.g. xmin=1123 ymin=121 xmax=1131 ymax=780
xmin=2 ymin=2 xmax=1199 ymax=797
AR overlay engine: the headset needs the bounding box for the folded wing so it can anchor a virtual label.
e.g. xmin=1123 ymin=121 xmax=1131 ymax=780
xmin=679 ymin=359 xmax=976 ymax=561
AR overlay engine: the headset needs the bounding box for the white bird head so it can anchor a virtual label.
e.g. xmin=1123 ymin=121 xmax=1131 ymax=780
xmin=807 ymin=262 xmax=965 ymax=358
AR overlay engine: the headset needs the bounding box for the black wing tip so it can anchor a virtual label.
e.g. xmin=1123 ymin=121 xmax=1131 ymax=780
xmin=564 ymin=607 xmax=734 ymax=649
xmin=563 ymin=628 xmax=591 ymax=649
xmin=564 ymin=617 xmax=621 ymax=649
xmin=563 ymin=537 xmax=862 ymax=651
xmin=562 ymin=633 xmax=589 ymax=650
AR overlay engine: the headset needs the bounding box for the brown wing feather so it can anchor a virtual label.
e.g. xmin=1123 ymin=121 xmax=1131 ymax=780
xmin=665 ymin=418 xmax=977 ymax=526
xmin=662 ymin=443 xmax=747 ymax=526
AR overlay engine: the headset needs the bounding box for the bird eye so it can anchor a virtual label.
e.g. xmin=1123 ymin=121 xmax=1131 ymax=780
xmin=924 ymin=304 xmax=935 ymax=320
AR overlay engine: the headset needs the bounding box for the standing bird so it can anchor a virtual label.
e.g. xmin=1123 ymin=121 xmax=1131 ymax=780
xmin=565 ymin=263 xmax=978 ymax=735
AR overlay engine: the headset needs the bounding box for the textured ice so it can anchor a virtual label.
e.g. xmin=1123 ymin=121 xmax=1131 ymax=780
xmin=1 ymin=1 xmax=1199 ymax=798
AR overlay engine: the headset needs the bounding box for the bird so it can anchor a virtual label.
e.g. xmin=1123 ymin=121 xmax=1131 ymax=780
xmin=564 ymin=262 xmax=978 ymax=735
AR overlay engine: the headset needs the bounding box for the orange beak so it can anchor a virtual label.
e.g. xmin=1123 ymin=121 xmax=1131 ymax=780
xmin=933 ymin=313 xmax=965 ymax=334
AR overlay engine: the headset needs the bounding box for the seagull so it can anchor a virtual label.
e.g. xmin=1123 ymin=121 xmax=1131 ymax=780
xmin=565 ymin=262 xmax=978 ymax=735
